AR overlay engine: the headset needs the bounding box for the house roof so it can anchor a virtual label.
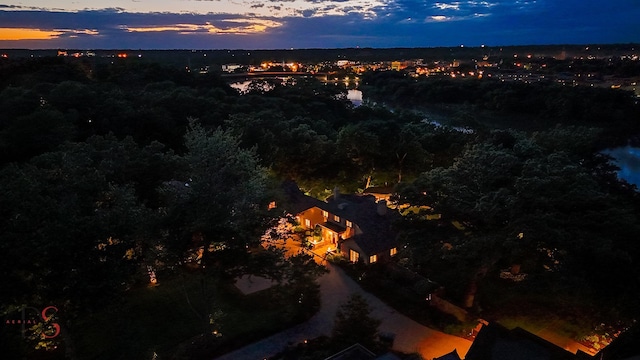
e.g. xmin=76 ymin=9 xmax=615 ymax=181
xmin=319 ymin=221 xmax=347 ymax=234
xmin=332 ymin=194 xmax=398 ymax=256
xmin=283 ymin=181 xmax=399 ymax=256
xmin=363 ymin=186 xmax=394 ymax=195
xmin=434 ymin=349 xmax=462 ymax=360
xmin=324 ymin=343 xmax=376 ymax=360
xmin=347 ymin=233 xmax=399 ymax=257
xmin=375 ymin=353 xmax=403 ymax=360
xmin=465 ymin=323 xmax=579 ymax=360
xmin=594 ymin=322 xmax=640 ymax=360
xmin=282 ymin=180 xmax=328 ymax=214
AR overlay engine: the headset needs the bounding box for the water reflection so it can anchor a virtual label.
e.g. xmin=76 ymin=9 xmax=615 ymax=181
xmin=230 ymin=78 xmax=364 ymax=107
xmin=602 ymin=146 xmax=640 ymax=187
xmin=230 ymin=78 xmax=288 ymax=94
xmin=347 ymin=89 xmax=362 ymax=107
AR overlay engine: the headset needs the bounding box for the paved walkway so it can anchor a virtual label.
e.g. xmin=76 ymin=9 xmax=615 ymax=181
xmin=214 ymin=262 xmax=471 ymax=360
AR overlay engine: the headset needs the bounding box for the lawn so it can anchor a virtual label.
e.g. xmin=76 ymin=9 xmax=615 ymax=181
xmin=70 ymin=270 xmax=309 ymax=360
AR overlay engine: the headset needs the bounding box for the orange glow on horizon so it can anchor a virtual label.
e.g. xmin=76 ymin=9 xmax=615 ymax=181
xmin=0 ymin=28 xmax=63 ymax=41
xmin=123 ymin=19 xmax=281 ymax=35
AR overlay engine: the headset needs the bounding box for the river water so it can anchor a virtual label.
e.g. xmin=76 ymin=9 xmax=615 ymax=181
xmin=347 ymin=89 xmax=362 ymax=107
xmin=602 ymin=146 xmax=640 ymax=188
xmin=231 ymin=79 xmax=364 ymax=107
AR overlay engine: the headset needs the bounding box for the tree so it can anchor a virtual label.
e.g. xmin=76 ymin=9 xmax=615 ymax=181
xmin=0 ymin=108 xmax=76 ymax=164
xmin=396 ymin=129 xmax=640 ymax=323
xmin=331 ymin=294 xmax=381 ymax=351
xmin=393 ymin=123 xmax=433 ymax=182
xmin=165 ymin=119 xmax=271 ymax=251
xmin=0 ymin=143 xmax=156 ymax=360
xmin=336 ymin=124 xmax=381 ymax=181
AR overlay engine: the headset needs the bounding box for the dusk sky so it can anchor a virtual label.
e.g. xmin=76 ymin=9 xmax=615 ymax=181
xmin=1 ymin=0 xmax=639 ymax=49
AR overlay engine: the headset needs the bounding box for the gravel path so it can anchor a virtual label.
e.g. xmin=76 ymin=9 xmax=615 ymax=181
xmin=213 ymin=262 xmax=471 ymax=360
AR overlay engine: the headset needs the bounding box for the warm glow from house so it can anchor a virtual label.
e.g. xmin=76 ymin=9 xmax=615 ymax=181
xmin=0 ymin=28 xmax=63 ymax=40
xmin=349 ymin=249 xmax=359 ymax=263
xmin=369 ymin=255 xmax=377 ymax=263
xmin=390 ymin=247 xmax=397 ymax=256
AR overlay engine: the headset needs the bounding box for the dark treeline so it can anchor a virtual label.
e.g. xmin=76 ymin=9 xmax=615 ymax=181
xmin=1 ymin=55 xmax=640 ymax=358
xmin=0 ymin=56 xmax=470 ymax=187
xmin=2 ymin=43 xmax=639 ymax=67
xmin=361 ymin=71 xmax=640 ymax=142
xmin=362 ymin=69 xmax=640 ymax=332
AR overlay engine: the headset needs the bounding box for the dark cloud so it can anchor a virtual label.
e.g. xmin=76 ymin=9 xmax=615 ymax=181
xmin=0 ymin=0 xmax=639 ymax=49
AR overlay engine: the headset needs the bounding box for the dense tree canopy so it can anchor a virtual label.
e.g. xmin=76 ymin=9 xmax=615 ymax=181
xmin=394 ymin=128 xmax=640 ymax=323
xmin=1 ymin=55 xmax=639 ymax=358
xmin=361 ymin=71 xmax=640 ymax=141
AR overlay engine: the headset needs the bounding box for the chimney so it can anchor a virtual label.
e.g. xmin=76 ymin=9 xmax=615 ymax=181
xmin=377 ymin=199 xmax=387 ymax=216
xmin=333 ymin=186 xmax=340 ymax=201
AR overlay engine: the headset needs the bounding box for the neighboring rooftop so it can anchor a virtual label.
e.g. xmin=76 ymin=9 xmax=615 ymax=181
xmin=324 ymin=343 xmax=376 ymax=360
xmin=465 ymin=323 xmax=591 ymax=360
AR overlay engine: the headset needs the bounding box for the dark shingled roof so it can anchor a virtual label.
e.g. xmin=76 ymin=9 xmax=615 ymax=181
xmin=282 ymin=181 xmax=399 ymax=257
xmin=282 ymin=180 xmax=328 ymax=214
xmin=434 ymin=349 xmax=462 ymax=360
xmin=324 ymin=344 xmax=376 ymax=360
xmin=320 ymin=221 xmax=347 ymax=233
xmin=363 ymin=186 xmax=394 ymax=195
xmin=328 ymin=194 xmax=398 ymax=256
xmin=465 ymin=323 xmax=581 ymax=360
xmin=593 ymin=322 xmax=640 ymax=360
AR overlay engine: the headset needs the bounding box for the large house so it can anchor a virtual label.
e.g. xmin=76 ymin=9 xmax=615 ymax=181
xmin=283 ymin=181 xmax=399 ymax=264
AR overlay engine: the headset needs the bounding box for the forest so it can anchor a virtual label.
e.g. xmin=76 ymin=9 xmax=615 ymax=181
xmin=1 ymin=55 xmax=639 ymax=358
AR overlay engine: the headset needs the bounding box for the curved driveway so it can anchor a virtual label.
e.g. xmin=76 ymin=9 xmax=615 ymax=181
xmin=214 ymin=262 xmax=471 ymax=360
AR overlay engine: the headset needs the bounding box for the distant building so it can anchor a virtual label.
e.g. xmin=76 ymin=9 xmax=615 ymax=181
xmin=221 ymin=64 xmax=243 ymax=73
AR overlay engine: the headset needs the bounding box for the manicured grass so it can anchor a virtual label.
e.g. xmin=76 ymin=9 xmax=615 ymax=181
xmin=70 ymin=271 xmax=309 ymax=359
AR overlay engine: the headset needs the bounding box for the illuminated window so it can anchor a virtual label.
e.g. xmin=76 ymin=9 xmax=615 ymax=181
xmin=346 ymin=220 xmax=352 ymax=228
xmin=322 ymin=210 xmax=328 ymax=218
xmin=390 ymin=247 xmax=397 ymax=257
xmin=369 ymin=255 xmax=377 ymax=263
xmin=268 ymin=201 xmax=276 ymax=210
xmin=349 ymin=249 xmax=359 ymax=263
xmin=334 ymin=215 xmax=340 ymax=222
xmin=305 ymin=219 xmax=311 ymax=228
